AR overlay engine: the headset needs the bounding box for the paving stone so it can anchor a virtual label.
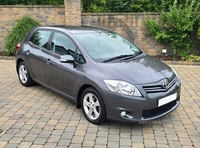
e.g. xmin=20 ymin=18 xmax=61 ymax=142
xmin=132 ymin=143 xmax=144 ymax=148
xmin=18 ymin=142 xmax=32 ymax=148
xmin=23 ymin=134 xmax=38 ymax=142
xmin=47 ymin=135 xmax=61 ymax=143
xmin=108 ymin=134 xmax=119 ymax=142
xmin=0 ymin=133 xmax=15 ymax=141
xmin=29 ymin=128 xmax=42 ymax=134
xmin=84 ymin=133 xmax=96 ymax=140
xmin=132 ymin=135 xmax=144 ymax=143
xmin=120 ymin=138 xmax=132 ymax=146
xmin=107 ymin=141 xmax=119 ymax=148
xmin=178 ymin=137 xmax=193 ymax=146
xmin=43 ymin=143 xmax=57 ymax=148
xmin=68 ymin=144 xmax=81 ymax=148
xmin=61 ymin=132 xmax=74 ymax=139
xmin=34 ymin=138 xmax=48 ymax=145
xmin=82 ymin=140 xmax=95 ymax=147
xmin=94 ymin=145 xmax=107 ymax=148
xmin=71 ymin=135 xmax=84 ymax=144
xmin=95 ymin=136 xmax=107 ymax=144
xmin=155 ymin=136 xmax=168 ymax=144
xmin=1 ymin=60 xmax=200 ymax=147
xmin=30 ymin=145 xmax=43 ymax=148
xmin=9 ymin=137 xmax=23 ymax=144
xmin=166 ymin=134 xmax=179 ymax=141
xmin=38 ymin=131 xmax=51 ymax=138
xmin=58 ymin=139 xmax=71 ymax=146
xmin=144 ymin=139 xmax=156 ymax=147
xmin=156 ymin=144 xmax=170 ymax=148
xmin=168 ymin=140 xmax=182 ymax=148
xmin=0 ymin=142 xmax=7 ymax=147
xmin=4 ymin=143 xmax=18 ymax=148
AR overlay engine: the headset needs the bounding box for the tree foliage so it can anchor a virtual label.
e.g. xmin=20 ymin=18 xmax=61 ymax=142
xmin=4 ymin=16 xmax=40 ymax=56
xmin=0 ymin=0 xmax=63 ymax=5
xmin=144 ymin=0 xmax=200 ymax=58
xmin=197 ymin=23 xmax=200 ymax=40
xmin=82 ymin=0 xmax=191 ymax=13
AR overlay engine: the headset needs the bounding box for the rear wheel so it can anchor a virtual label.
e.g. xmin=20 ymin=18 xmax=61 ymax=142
xmin=81 ymin=87 xmax=106 ymax=124
xmin=18 ymin=61 xmax=34 ymax=86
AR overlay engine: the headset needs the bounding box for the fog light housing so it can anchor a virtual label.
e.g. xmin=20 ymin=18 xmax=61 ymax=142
xmin=121 ymin=111 xmax=133 ymax=119
xmin=121 ymin=111 xmax=126 ymax=117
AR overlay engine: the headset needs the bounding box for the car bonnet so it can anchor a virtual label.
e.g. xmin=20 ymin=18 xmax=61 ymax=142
xmin=98 ymin=55 xmax=174 ymax=84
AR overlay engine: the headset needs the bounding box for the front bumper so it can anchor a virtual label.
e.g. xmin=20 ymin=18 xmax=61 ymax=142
xmin=103 ymin=78 xmax=181 ymax=123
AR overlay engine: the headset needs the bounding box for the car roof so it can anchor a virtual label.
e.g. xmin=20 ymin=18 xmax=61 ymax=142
xmin=35 ymin=25 xmax=112 ymax=34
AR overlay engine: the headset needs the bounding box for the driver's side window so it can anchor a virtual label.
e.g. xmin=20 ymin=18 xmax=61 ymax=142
xmin=51 ymin=32 xmax=76 ymax=56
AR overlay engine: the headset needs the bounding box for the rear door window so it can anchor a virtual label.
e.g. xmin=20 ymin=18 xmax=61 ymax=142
xmin=29 ymin=30 xmax=51 ymax=49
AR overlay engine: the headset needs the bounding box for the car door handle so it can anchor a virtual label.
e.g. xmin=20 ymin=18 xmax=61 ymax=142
xmin=25 ymin=50 xmax=30 ymax=55
xmin=46 ymin=58 xmax=51 ymax=64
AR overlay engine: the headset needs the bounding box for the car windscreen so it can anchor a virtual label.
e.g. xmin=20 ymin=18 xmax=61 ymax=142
xmin=75 ymin=31 xmax=142 ymax=62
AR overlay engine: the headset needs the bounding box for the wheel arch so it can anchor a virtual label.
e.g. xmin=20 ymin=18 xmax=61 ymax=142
xmin=76 ymin=84 xmax=92 ymax=109
xmin=16 ymin=58 xmax=24 ymax=74
xmin=77 ymin=84 xmax=107 ymax=124
xmin=76 ymin=84 xmax=104 ymax=109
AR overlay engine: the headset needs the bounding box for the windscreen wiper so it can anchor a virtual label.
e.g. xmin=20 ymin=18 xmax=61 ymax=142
xmin=103 ymin=54 xmax=135 ymax=63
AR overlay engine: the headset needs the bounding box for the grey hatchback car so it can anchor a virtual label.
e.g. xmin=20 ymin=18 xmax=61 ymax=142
xmin=15 ymin=25 xmax=181 ymax=124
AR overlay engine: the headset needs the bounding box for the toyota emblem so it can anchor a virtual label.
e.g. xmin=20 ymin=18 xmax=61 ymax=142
xmin=163 ymin=81 xmax=169 ymax=89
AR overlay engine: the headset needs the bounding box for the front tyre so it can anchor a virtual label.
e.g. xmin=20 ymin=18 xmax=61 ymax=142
xmin=81 ymin=87 xmax=106 ymax=124
xmin=18 ymin=61 xmax=34 ymax=86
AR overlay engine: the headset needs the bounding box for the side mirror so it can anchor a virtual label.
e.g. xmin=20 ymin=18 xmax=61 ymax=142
xmin=60 ymin=55 xmax=74 ymax=63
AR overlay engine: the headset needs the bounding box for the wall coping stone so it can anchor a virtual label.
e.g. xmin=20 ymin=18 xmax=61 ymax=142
xmin=0 ymin=56 xmax=15 ymax=60
xmin=82 ymin=12 xmax=160 ymax=15
xmin=0 ymin=5 xmax=64 ymax=8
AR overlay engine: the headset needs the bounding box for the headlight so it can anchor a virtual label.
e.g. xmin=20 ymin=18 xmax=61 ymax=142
xmin=104 ymin=80 xmax=142 ymax=96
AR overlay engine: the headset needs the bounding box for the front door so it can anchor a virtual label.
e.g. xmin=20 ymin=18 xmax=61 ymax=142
xmin=44 ymin=32 xmax=77 ymax=99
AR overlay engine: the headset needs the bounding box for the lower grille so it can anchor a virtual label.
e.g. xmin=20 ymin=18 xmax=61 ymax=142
xmin=142 ymin=100 xmax=177 ymax=119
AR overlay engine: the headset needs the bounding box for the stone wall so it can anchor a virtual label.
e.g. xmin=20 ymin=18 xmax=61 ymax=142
xmin=64 ymin=0 xmax=82 ymax=26
xmin=0 ymin=5 xmax=65 ymax=52
xmin=82 ymin=13 xmax=162 ymax=55
xmin=0 ymin=4 xmax=162 ymax=55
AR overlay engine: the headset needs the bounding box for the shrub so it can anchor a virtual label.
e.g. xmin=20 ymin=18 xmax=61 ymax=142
xmin=144 ymin=0 xmax=200 ymax=59
xmin=4 ymin=16 xmax=40 ymax=56
xmin=185 ymin=54 xmax=200 ymax=62
xmin=197 ymin=23 xmax=200 ymax=39
xmin=82 ymin=0 xmax=183 ymax=13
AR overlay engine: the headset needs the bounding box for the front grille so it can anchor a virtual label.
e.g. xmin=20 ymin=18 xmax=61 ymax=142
xmin=143 ymin=77 xmax=176 ymax=93
xmin=142 ymin=100 xmax=177 ymax=119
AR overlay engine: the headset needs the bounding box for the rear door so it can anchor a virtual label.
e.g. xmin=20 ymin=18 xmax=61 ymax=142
xmin=26 ymin=30 xmax=52 ymax=83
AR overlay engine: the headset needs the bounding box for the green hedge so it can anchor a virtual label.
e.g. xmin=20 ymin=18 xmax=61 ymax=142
xmin=82 ymin=0 xmax=197 ymax=13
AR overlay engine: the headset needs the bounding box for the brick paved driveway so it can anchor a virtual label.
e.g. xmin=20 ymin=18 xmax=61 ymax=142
xmin=0 ymin=59 xmax=200 ymax=148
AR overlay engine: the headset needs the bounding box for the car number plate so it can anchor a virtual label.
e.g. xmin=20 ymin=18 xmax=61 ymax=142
xmin=158 ymin=93 xmax=177 ymax=107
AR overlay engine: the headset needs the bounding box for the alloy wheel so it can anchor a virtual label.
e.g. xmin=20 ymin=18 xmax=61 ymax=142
xmin=83 ymin=93 xmax=101 ymax=120
xmin=19 ymin=64 xmax=28 ymax=84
